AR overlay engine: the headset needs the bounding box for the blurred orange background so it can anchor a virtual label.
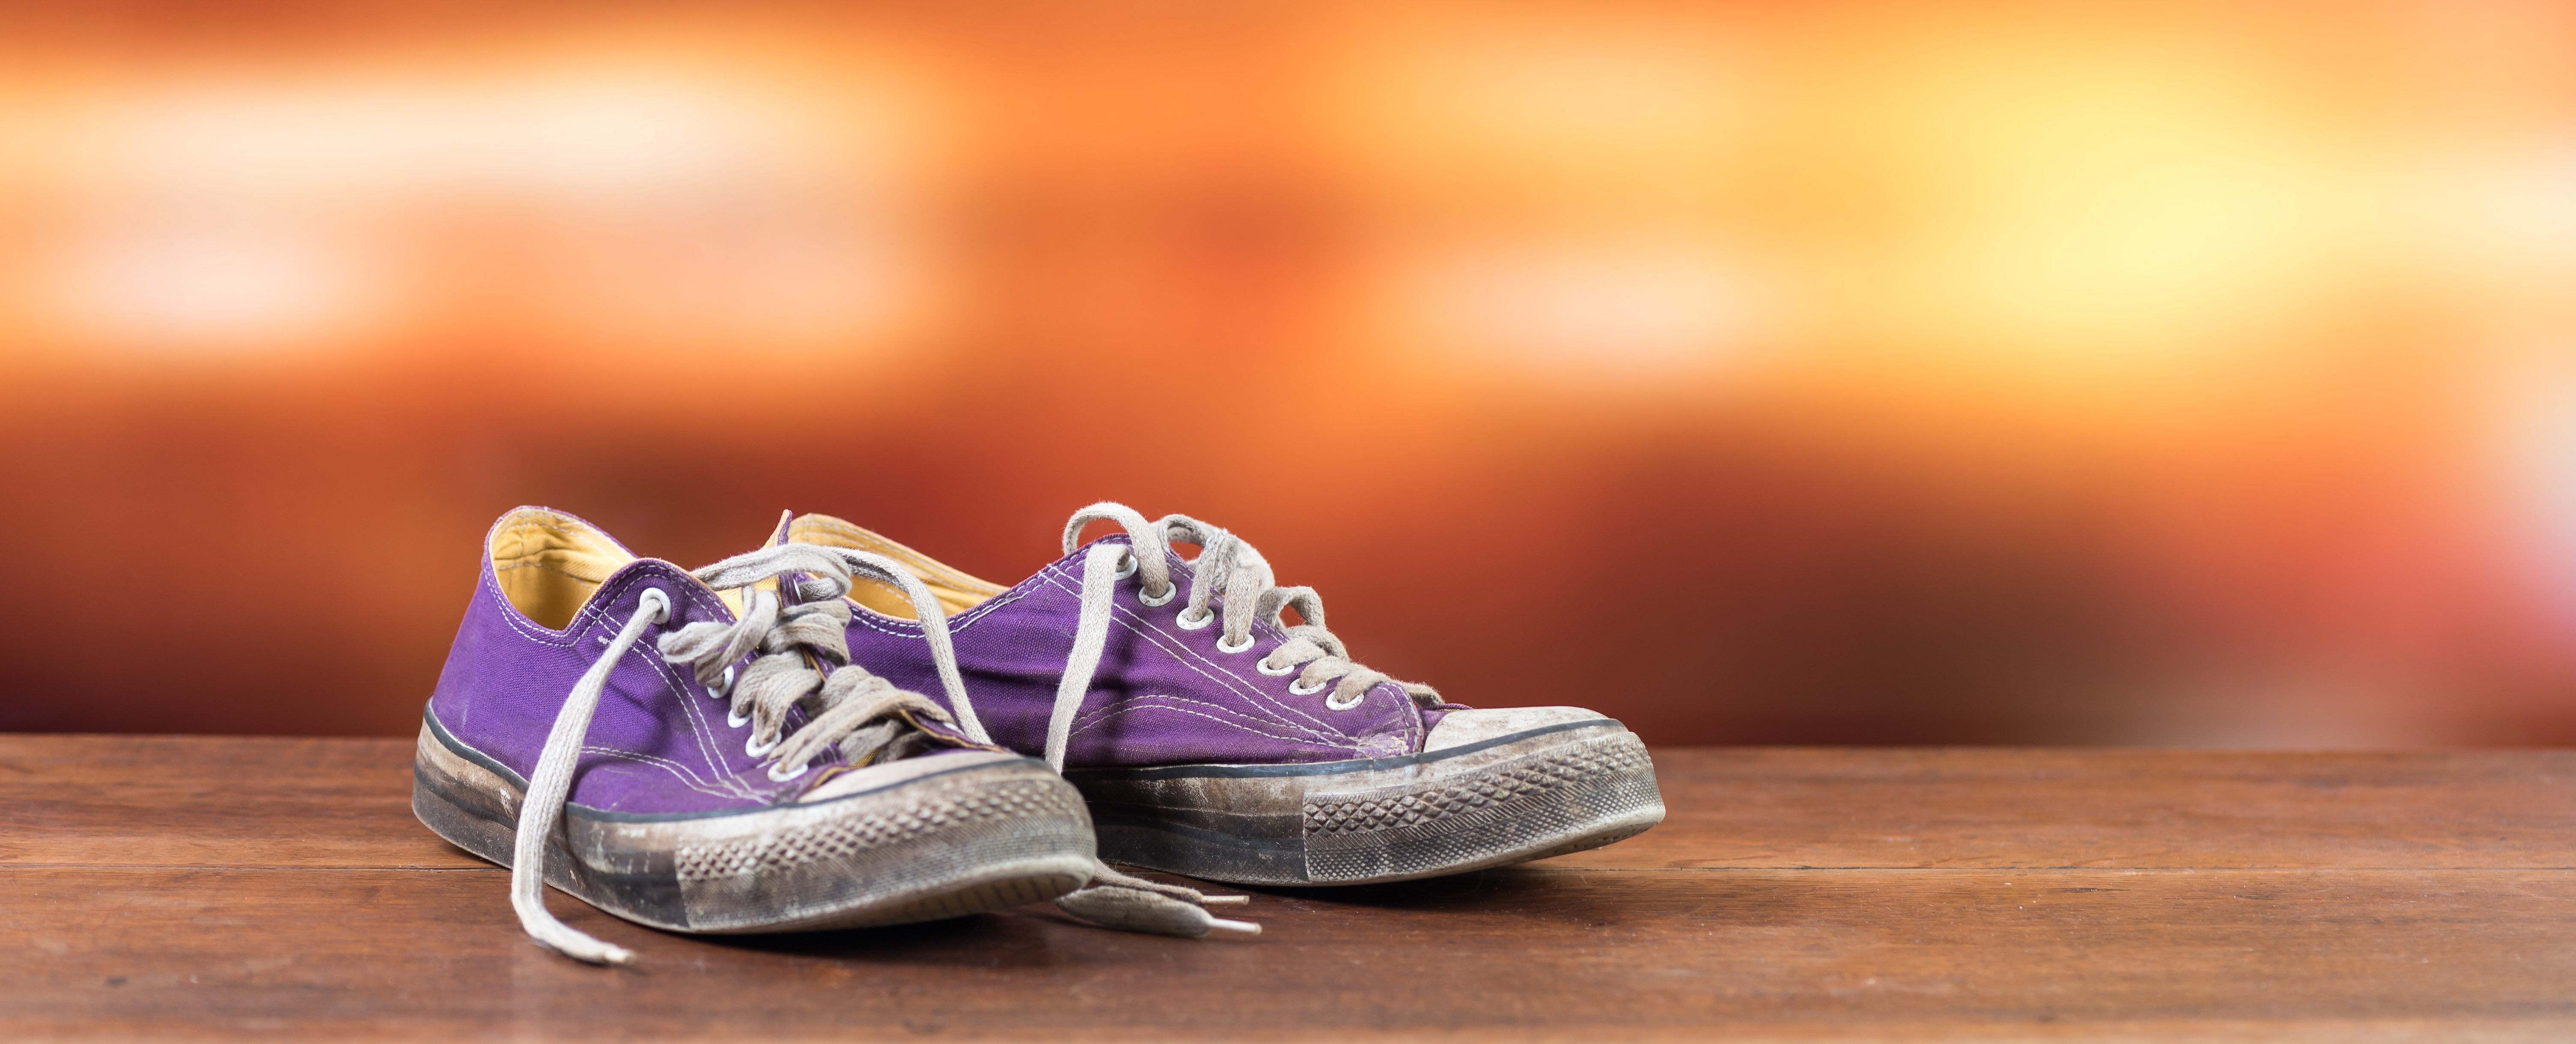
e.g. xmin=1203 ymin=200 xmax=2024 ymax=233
xmin=3 ymin=0 xmax=2573 ymax=746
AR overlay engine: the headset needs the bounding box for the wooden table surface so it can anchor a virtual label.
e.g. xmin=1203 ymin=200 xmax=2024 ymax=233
xmin=2 ymin=736 xmax=2569 ymax=1041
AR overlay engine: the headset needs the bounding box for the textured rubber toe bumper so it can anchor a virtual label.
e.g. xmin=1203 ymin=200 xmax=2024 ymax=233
xmin=1067 ymin=719 xmax=1665 ymax=886
xmin=411 ymin=715 xmax=1097 ymax=933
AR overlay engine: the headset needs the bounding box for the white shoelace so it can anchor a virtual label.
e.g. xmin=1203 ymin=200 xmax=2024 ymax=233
xmin=513 ymin=537 xmax=1252 ymax=965
xmin=1044 ymin=503 xmax=1441 ymax=773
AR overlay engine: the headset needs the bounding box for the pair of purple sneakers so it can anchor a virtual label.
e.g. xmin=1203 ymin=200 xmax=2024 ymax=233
xmin=417 ymin=504 xmax=1663 ymax=963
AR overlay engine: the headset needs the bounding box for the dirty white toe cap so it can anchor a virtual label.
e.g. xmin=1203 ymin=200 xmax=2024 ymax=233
xmin=1423 ymin=706 xmax=1613 ymax=753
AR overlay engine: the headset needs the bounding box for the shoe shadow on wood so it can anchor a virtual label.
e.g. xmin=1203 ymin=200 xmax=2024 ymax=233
xmin=1231 ymin=867 xmax=1643 ymax=926
xmin=1224 ymin=866 xmax=1824 ymax=931
xmin=678 ymin=908 xmax=1084 ymax=967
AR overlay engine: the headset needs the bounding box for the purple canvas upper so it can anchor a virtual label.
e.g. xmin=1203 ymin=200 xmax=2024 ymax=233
xmin=838 ymin=535 xmax=1447 ymax=769
xmin=426 ymin=513 xmax=846 ymax=815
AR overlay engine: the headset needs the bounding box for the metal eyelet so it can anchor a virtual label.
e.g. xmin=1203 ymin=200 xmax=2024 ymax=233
xmin=1288 ymin=677 xmax=1328 ymax=697
xmin=1137 ymin=582 xmax=1177 ymax=607
xmin=638 ymin=587 xmax=672 ymax=624
xmin=1176 ymin=607 xmax=1214 ymax=631
xmin=726 ymin=705 xmax=752 ymax=729
xmin=1255 ymin=657 xmax=1295 ymax=676
xmin=1216 ymin=633 xmax=1255 ymax=654
xmin=745 ymin=731 xmax=780 ymax=757
xmin=1113 ymin=551 xmax=1139 ymax=580
xmin=1324 ymin=688 xmax=1366 ymax=711
xmin=711 ymin=665 xmax=736 ymax=701
xmin=766 ymin=759 xmax=811 ymax=782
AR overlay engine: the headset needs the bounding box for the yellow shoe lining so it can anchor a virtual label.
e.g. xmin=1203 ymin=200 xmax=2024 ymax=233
xmin=788 ymin=514 xmax=1007 ymax=621
xmin=490 ymin=509 xmax=638 ymax=631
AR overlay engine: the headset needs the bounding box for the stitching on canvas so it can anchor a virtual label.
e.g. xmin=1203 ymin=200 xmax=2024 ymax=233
xmin=632 ymin=619 xmax=764 ymax=802
xmin=574 ymin=746 xmax=749 ymax=801
xmin=1044 ymin=557 xmax=1349 ymax=744
xmin=596 ymin=589 xmax=767 ymax=801
xmin=1068 ymin=687 xmax=1285 ymax=734
xmin=483 ymin=564 xmax=769 ymax=801
xmin=1066 ymin=693 xmax=1346 ymax=750
xmin=843 ymin=583 xmax=1029 ymax=639
xmin=1034 ymin=564 xmax=1340 ymax=742
xmin=1125 ymin=547 xmax=1351 ymax=739
xmin=1038 ymin=555 xmax=1353 ymax=743
xmin=1065 ymin=701 xmax=1357 ymax=753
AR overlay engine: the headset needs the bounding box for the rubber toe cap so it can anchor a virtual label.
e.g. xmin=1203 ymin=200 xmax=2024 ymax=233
xmin=1423 ymin=706 xmax=1614 ymax=752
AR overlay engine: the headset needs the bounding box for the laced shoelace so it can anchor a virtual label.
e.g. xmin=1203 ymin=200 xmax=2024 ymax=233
xmin=665 ymin=544 xmax=988 ymax=775
xmin=513 ymin=539 xmax=1251 ymax=965
xmin=1044 ymin=503 xmax=1440 ymax=773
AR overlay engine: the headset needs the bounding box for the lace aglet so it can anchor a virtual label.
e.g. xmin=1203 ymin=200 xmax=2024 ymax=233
xmin=1205 ymin=917 xmax=1261 ymax=937
xmin=1200 ymin=893 xmax=1251 ymax=906
xmin=537 ymin=932 xmax=636 ymax=966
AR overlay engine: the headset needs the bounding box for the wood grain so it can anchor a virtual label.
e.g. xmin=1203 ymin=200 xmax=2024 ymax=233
xmin=11 ymin=738 xmax=2569 ymax=871
xmin=1539 ymin=748 xmax=2576 ymax=870
xmin=0 ymin=735 xmax=474 ymax=869
xmin=2 ymin=736 xmax=2571 ymax=1041
xmin=5 ymin=866 xmax=2570 ymax=1040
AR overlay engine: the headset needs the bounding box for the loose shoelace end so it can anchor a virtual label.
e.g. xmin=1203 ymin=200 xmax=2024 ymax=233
xmin=535 ymin=930 xmax=635 ymax=966
xmin=1052 ymin=870 xmax=1262 ymax=940
xmin=1195 ymin=890 xmax=1260 ymax=937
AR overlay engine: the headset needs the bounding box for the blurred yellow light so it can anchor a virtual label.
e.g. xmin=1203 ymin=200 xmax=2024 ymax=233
xmin=1378 ymin=231 xmax=1757 ymax=377
xmin=2417 ymin=144 xmax=2576 ymax=311
xmin=1806 ymin=20 xmax=2369 ymax=378
xmin=0 ymin=50 xmax=949 ymax=358
xmin=42 ymin=211 xmax=385 ymax=350
xmin=1314 ymin=12 xmax=1751 ymax=203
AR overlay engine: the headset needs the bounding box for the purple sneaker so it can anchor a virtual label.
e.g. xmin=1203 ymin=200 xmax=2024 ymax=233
xmin=415 ymin=508 xmax=1107 ymax=964
xmin=785 ymin=503 xmax=1666 ymax=887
